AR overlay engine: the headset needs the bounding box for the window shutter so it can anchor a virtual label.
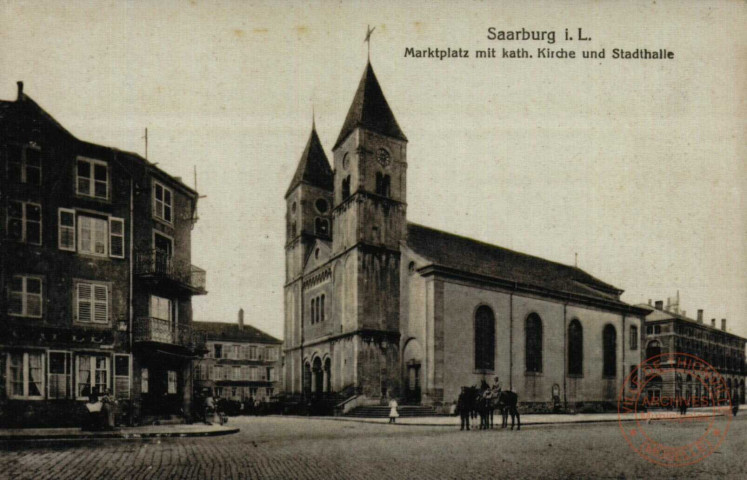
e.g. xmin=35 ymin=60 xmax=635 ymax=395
xmin=109 ymin=217 xmax=125 ymax=258
xmin=58 ymin=208 xmax=76 ymax=251
xmin=77 ymin=283 xmax=92 ymax=323
xmin=93 ymin=285 xmax=108 ymax=324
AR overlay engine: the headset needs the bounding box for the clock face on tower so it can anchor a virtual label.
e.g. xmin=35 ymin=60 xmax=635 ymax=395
xmin=376 ymin=148 xmax=391 ymax=167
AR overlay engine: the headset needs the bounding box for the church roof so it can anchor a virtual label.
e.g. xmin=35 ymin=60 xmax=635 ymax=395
xmin=193 ymin=321 xmax=282 ymax=344
xmin=333 ymin=62 xmax=407 ymax=150
xmin=406 ymin=223 xmax=627 ymax=303
xmin=285 ymin=125 xmax=333 ymax=198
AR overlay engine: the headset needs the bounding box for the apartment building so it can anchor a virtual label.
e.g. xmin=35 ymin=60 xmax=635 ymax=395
xmin=0 ymin=83 xmax=207 ymax=427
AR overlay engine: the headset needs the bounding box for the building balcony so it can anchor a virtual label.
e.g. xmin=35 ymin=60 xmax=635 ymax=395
xmin=134 ymin=249 xmax=207 ymax=295
xmin=134 ymin=316 xmax=206 ymax=352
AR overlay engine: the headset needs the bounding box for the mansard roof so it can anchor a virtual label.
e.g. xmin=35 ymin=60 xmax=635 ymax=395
xmin=193 ymin=321 xmax=282 ymax=344
xmin=406 ymin=223 xmax=634 ymax=306
xmin=286 ymin=125 xmax=333 ymax=198
xmin=333 ymin=62 xmax=407 ymax=150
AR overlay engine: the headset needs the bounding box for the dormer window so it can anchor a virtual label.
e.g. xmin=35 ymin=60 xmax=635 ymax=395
xmin=153 ymin=181 xmax=173 ymax=223
xmin=76 ymin=157 xmax=108 ymax=200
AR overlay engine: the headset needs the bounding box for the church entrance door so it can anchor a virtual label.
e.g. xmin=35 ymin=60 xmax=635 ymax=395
xmin=312 ymin=357 xmax=323 ymax=399
xmin=405 ymin=362 xmax=421 ymax=404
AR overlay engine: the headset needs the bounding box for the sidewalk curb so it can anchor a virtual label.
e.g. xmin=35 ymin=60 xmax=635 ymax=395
xmin=283 ymin=412 xmax=726 ymax=428
xmin=0 ymin=427 xmax=240 ymax=442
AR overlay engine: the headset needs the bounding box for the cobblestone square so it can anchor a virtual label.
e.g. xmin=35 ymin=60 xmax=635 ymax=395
xmin=1 ymin=415 xmax=745 ymax=479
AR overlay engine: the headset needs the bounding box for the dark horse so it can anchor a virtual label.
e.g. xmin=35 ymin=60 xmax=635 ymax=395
xmin=496 ymin=390 xmax=520 ymax=430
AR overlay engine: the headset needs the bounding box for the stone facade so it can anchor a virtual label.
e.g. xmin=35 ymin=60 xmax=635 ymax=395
xmin=0 ymin=83 xmax=206 ymax=427
xmin=282 ymin=63 xmax=651 ymax=410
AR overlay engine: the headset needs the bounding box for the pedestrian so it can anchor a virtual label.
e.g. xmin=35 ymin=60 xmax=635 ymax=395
xmin=457 ymin=387 xmax=470 ymax=431
xmin=732 ymin=393 xmax=740 ymax=417
xmin=100 ymin=388 xmax=116 ymax=430
xmin=388 ymin=397 xmax=399 ymax=424
xmin=204 ymin=390 xmax=217 ymax=425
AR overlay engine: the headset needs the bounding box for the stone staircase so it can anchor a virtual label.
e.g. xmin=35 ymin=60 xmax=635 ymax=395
xmin=345 ymin=405 xmax=437 ymax=418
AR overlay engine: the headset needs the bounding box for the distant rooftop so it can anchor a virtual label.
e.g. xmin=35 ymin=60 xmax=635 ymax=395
xmin=193 ymin=321 xmax=281 ymax=344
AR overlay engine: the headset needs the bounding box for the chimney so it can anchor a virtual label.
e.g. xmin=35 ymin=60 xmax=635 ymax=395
xmin=16 ymin=81 xmax=24 ymax=101
xmin=697 ymin=309 xmax=703 ymax=324
xmin=238 ymin=308 xmax=244 ymax=329
xmin=711 ymin=318 xmax=716 ymax=328
xmin=654 ymin=300 xmax=663 ymax=310
xmin=721 ymin=318 xmax=726 ymax=331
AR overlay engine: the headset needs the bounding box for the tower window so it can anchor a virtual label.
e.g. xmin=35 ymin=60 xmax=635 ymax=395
xmin=342 ymin=176 xmax=351 ymax=199
xmin=315 ymin=218 xmax=329 ymax=236
xmin=375 ymin=173 xmax=391 ymax=197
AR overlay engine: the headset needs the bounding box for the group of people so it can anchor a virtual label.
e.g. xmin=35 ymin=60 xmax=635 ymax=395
xmin=196 ymin=389 xmax=268 ymax=424
xmin=455 ymin=376 xmax=521 ymax=430
xmin=83 ymin=387 xmax=117 ymax=431
xmin=456 ymin=377 xmax=503 ymax=431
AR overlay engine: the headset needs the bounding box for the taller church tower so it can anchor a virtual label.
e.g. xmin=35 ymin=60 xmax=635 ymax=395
xmin=283 ymin=62 xmax=407 ymax=400
xmin=331 ymin=62 xmax=407 ymax=397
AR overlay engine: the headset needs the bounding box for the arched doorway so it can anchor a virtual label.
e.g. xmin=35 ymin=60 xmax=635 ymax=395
xmin=303 ymin=361 xmax=312 ymax=398
xmin=403 ymin=339 xmax=423 ymax=404
xmin=323 ymin=357 xmax=331 ymax=394
xmin=647 ymin=375 xmax=663 ymax=403
xmin=312 ymin=357 xmax=323 ymax=398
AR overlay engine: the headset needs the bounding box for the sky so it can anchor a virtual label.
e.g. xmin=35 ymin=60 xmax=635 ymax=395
xmin=1 ymin=0 xmax=744 ymax=340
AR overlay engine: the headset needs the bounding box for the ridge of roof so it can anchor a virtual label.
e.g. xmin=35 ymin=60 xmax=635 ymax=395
xmin=637 ymin=305 xmax=746 ymax=340
xmin=192 ymin=320 xmax=282 ymax=344
xmin=333 ymin=62 xmax=407 ymax=150
xmin=406 ymin=222 xmax=625 ymax=302
xmin=285 ymin=125 xmax=333 ymax=198
xmin=2 ymin=92 xmax=199 ymax=197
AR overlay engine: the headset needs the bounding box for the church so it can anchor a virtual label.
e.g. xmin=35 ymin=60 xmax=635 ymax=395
xmin=283 ymin=62 xmax=650 ymax=411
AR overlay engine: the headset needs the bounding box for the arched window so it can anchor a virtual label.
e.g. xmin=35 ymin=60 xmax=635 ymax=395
xmin=603 ymin=324 xmax=617 ymax=378
xmin=567 ymin=319 xmax=583 ymax=376
xmin=474 ymin=306 xmax=495 ymax=371
xmin=342 ymin=175 xmax=351 ymax=199
xmin=629 ymin=325 xmax=638 ymax=350
xmin=315 ymin=218 xmax=329 ymax=236
xmin=646 ymin=340 xmax=662 ymax=361
xmin=320 ymin=295 xmax=325 ymax=322
xmin=525 ymin=313 xmax=543 ymax=373
xmin=375 ymin=173 xmax=391 ymax=197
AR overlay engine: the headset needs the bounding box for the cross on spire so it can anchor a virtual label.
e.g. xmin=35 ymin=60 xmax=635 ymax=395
xmin=364 ymin=24 xmax=376 ymax=60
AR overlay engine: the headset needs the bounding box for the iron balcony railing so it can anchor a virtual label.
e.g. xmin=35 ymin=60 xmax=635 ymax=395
xmin=134 ymin=316 xmax=205 ymax=349
xmin=134 ymin=249 xmax=207 ymax=293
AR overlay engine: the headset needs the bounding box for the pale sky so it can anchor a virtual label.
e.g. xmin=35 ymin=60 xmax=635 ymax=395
xmin=1 ymin=1 xmax=744 ymax=340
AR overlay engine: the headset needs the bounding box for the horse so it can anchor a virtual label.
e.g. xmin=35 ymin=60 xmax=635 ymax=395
xmin=496 ymin=390 xmax=520 ymax=430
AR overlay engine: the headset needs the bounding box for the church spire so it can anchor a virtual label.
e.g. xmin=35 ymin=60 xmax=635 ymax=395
xmin=333 ymin=62 xmax=407 ymax=150
xmin=285 ymin=123 xmax=333 ymax=198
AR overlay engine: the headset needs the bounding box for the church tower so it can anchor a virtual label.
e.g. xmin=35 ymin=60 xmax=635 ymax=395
xmin=284 ymin=124 xmax=333 ymax=392
xmin=331 ymin=62 xmax=407 ymax=398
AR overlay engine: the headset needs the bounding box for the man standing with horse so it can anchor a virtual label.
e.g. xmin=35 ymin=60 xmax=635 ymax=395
xmin=457 ymin=387 xmax=471 ymax=431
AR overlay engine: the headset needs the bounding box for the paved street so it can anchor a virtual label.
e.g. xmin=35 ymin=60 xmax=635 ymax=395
xmin=1 ymin=415 xmax=745 ymax=479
